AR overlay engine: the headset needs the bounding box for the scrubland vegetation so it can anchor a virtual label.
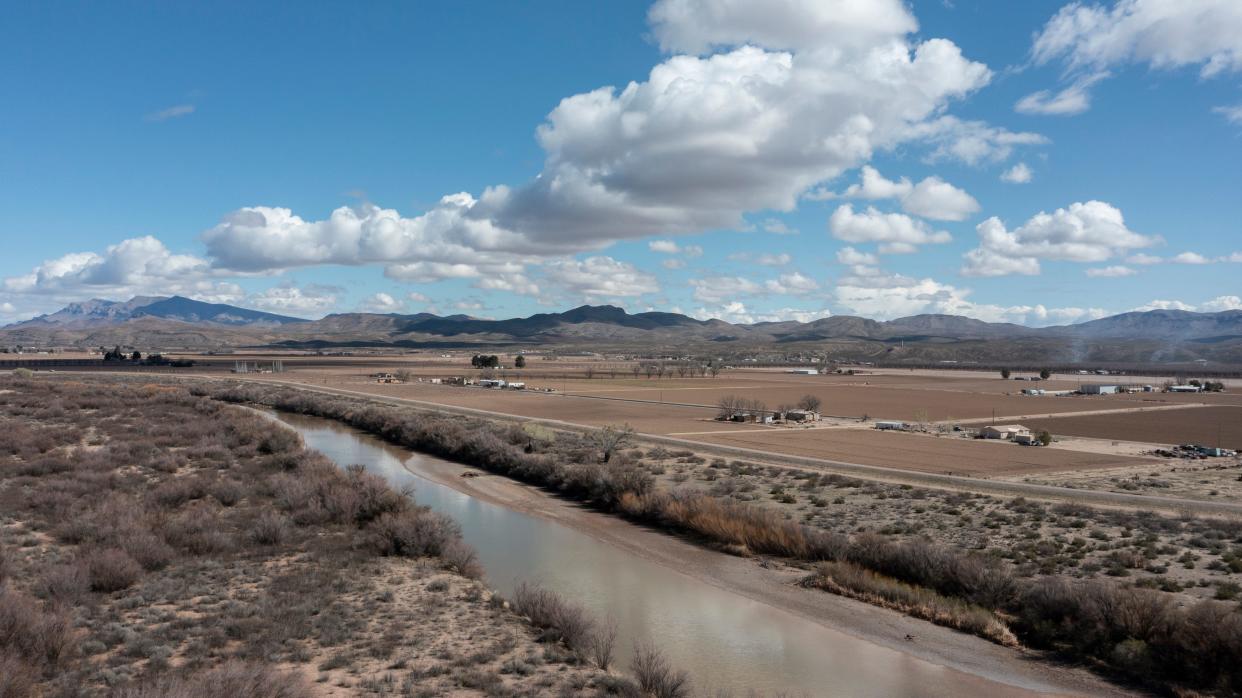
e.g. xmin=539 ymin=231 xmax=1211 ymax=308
xmin=0 ymin=377 xmax=640 ymax=696
xmin=198 ymin=379 xmax=1242 ymax=694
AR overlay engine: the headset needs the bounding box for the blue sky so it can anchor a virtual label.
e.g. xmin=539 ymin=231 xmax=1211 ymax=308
xmin=2 ymin=0 xmax=1240 ymax=326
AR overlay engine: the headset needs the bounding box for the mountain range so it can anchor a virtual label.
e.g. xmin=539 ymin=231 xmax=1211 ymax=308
xmin=2 ymin=296 xmax=1241 ymax=365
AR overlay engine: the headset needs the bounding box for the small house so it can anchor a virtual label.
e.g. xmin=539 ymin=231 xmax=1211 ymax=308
xmin=980 ymin=424 xmax=1031 ymax=440
xmin=785 ymin=409 xmax=820 ymax=422
xmin=507 ymin=382 xmax=526 ymax=390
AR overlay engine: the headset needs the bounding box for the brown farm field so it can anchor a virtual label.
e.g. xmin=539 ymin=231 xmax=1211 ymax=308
xmin=256 ymin=362 xmax=1209 ymax=424
xmin=1027 ymin=405 xmax=1242 ymax=450
xmin=681 ymin=428 xmax=1157 ymax=477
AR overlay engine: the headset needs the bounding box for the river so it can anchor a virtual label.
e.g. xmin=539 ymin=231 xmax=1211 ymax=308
xmin=267 ymin=409 xmax=1089 ymax=697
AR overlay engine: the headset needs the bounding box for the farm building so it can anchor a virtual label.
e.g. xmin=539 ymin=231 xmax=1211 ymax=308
xmin=1168 ymin=385 xmax=1202 ymax=393
xmin=375 ymin=373 xmax=401 ymax=384
xmin=784 ymin=409 xmax=820 ymax=422
xmin=507 ymin=382 xmax=526 ymax=390
xmin=478 ymin=379 xmax=507 ymax=388
xmin=730 ymin=413 xmax=759 ymax=423
xmin=875 ymin=420 xmax=907 ymax=431
xmin=1079 ymin=384 xmax=1118 ymax=395
xmin=1014 ymin=433 xmax=1043 ymax=446
xmin=787 ymin=368 xmax=819 ymax=375
xmin=980 ymin=424 xmax=1031 ymax=440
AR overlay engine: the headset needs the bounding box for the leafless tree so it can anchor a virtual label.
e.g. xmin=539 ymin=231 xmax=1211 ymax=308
xmin=591 ymin=424 xmax=634 ymax=463
xmin=797 ymin=394 xmax=822 ymax=412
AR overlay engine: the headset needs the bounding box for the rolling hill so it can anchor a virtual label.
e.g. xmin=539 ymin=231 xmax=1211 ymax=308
xmin=3 ymin=298 xmax=1241 ymax=365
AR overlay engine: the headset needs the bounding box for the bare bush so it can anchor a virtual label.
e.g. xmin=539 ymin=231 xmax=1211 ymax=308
xmin=83 ymin=549 xmax=143 ymax=593
xmin=250 ymin=511 xmax=291 ymax=546
xmin=510 ymin=582 xmax=595 ymax=656
xmin=113 ymin=660 xmax=311 ymax=697
xmin=369 ymin=508 xmax=460 ymax=559
xmin=631 ymin=642 xmax=690 ymax=698
xmin=36 ymin=563 xmax=88 ymax=605
xmin=589 ymin=618 xmax=617 ymax=670
xmin=0 ymin=648 xmax=37 ymax=698
xmin=440 ymin=539 xmax=482 ymax=580
xmin=0 ymin=587 xmax=74 ymax=670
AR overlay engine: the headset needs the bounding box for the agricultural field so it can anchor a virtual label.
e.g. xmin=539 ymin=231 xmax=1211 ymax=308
xmin=680 ymin=428 xmax=1155 ymax=477
xmin=1026 ymin=406 xmax=1242 ymax=450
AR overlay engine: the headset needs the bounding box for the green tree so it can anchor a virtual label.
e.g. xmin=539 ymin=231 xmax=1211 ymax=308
xmin=1000 ymin=368 xmax=1011 ymax=379
xmin=514 ymin=355 xmax=526 ymax=369
xmin=1037 ymin=430 xmax=1053 ymax=446
xmin=1039 ymin=368 xmax=1051 ymax=380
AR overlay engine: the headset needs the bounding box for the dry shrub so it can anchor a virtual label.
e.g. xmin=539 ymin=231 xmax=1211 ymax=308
xmin=589 ymin=618 xmax=617 ymax=671
xmin=345 ymin=464 xmax=410 ymax=524
xmin=510 ymin=582 xmax=595 ymax=656
xmin=152 ymin=476 xmax=211 ymax=509
xmin=618 ymin=491 xmax=845 ymax=560
xmin=0 ymin=587 xmax=74 ymax=670
xmin=630 ymin=642 xmax=690 ymax=698
xmin=250 ymin=511 xmax=291 ymax=546
xmin=113 ymin=660 xmax=311 ymax=697
xmin=83 ymin=549 xmax=143 ymax=593
xmin=161 ymin=506 xmax=234 ymax=555
xmin=0 ymin=649 xmax=37 ymax=698
xmin=209 ymin=479 xmax=244 ymax=507
xmin=116 ymin=529 xmax=175 ymax=571
xmin=805 ymin=562 xmax=1017 ymax=646
xmin=36 ymin=563 xmax=88 ymax=605
xmin=369 ymin=508 xmax=460 ymax=559
xmin=55 ymin=493 xmax=143 ymax=545
xmin=440 ymin=539 xmax=483 ymax=579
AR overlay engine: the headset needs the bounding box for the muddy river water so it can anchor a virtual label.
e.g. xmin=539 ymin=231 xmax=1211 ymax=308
xmin=268 ymin=410 xmax=1084 ymax=697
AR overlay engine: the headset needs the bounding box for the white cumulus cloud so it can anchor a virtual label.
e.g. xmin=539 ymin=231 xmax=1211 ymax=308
xmin=829 ymin=204 xmax=952 ymax=252
xmin=837 ymin=166 xmax=979 ymax=221
xmin=1000 ymin=163 xmax=1033 ymax=184
xmin=961 ymin=200 xmax=1158 ymax=277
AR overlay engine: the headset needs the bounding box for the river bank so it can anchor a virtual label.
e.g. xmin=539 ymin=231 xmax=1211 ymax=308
xmin=272 ymin=409 xmax=1131 ymax=697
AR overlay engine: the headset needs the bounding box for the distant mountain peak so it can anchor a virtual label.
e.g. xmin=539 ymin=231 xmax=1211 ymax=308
xmin=8 ymin=295 xmax=306 ymax=330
